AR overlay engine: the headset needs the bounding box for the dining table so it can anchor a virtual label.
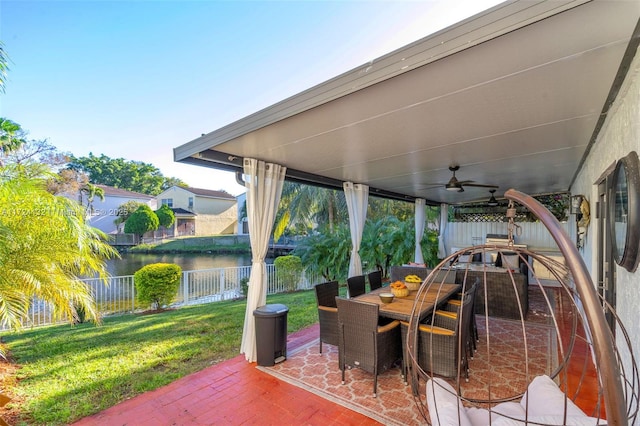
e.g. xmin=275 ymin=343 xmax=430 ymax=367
xmin=355 ymin=282 xmax=461 ymax=322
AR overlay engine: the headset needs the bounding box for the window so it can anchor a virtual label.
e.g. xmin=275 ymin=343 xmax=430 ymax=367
xmin=161 ymin=198 xmax=173 ymax=208
xmin=188 ymin=197 xmax=194 ymax=210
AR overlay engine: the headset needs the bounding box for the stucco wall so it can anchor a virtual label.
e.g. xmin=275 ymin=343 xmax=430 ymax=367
xmin=572 ymin=45 xmax=640 ymax=372
xmin=194 ymin=205 xmax=238 ymax=235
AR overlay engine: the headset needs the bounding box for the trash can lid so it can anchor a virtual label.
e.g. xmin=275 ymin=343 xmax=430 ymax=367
xmin=253 ymin=303 xmax=289 ymax=316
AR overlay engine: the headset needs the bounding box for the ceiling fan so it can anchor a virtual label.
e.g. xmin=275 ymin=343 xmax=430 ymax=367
xmin=431 ymin=165 xmax=499 ymax=192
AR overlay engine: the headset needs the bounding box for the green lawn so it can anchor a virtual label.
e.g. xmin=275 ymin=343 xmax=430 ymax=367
xmin=1 ymin=290 xmax=319 ymax=425
xmin=129 ymin=236 xmax=251 ymax=253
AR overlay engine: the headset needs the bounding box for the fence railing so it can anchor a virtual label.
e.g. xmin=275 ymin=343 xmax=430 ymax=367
xmin=5 ymin=265 xmax=323 ymax=331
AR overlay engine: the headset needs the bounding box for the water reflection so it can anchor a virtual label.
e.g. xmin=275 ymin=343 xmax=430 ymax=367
xmin=105 ymin=252 xmax=272 ymax=276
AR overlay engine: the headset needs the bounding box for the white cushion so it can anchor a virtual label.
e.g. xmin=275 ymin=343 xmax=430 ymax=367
xmin=465 ymin=407 xmax=489 ymax=425
xmin=491 ymin=415 xmax=606 ymax=425
xmin=521 ymin=375 xmax=587 ymax=418
xmin=426 ymin=378 xmax=472 ymax=426
xmin=465 ymin=402 xmax=525 ymax=425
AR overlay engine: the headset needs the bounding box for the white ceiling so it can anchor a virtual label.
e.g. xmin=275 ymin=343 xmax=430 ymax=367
xmin=174 ymin=0 xmax=640 ymax=205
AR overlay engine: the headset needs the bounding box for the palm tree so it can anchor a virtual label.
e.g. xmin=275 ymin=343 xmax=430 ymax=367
xmin=0 ymin=118 xmax=26 ymax=163
xmin=0 ymin=164 xmax=118 ymax=333
xmin=274 ymin=182 xmax=347 ymax=239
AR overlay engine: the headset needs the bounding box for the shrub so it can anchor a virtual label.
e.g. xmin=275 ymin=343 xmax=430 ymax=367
xmin=274 ymin=255 xmax=303 ymax=291
xmin=134 ymin=263 xmax=182 ymax=310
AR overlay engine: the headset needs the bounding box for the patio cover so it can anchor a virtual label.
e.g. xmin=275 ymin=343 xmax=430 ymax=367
xmin=174 ymin=0 xmax=640 ymax=206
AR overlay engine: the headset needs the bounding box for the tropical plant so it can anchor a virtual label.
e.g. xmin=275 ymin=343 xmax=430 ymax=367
xmin=155 ymin=203 xmax=175 ymax=228
xmin=0 ymin=163 xmax=118 ymax=333
xmin=0 ymin=117 xmax=26 ymax=162
xmin=134 ymin=263 xmax=182 ymax=310
xmin=124 ymin=205 xmax=159 ymax=239
xmin=274 ymin=255 xmax=303 ymax=291
xmin=294 ymin=225 xmax=352 ymax=282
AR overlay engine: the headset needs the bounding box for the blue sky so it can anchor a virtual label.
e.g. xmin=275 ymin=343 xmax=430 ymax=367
xmin=1 ymin=0 xmax=502 ymax=195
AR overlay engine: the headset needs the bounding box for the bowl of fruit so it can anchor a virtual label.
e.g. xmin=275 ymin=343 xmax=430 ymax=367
xmin=404 ymin=274 xmax=422 ymax=291
xmin=390 ymin=281 xmax=410 ymax=297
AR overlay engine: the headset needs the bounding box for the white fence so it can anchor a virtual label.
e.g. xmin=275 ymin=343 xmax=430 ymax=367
xmin=5 ymin=264 xmax=322 ymax=331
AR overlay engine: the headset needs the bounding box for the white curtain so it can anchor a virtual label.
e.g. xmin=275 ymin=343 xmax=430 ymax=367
xmin=343 ymin=182 xmax=369 ymax=277
xmin=414 ymin=198 xmax=426 ymax=264
xmin=240 ymin=158 xmax=286 ymax=362
xmin=437 ymin=203 xmax=448 ymax=259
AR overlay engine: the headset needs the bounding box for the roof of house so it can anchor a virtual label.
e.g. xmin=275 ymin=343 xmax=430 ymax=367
xmin=171 ymin=207 xmax=197 ymax=217
xmin=96 ymin=185 xmax=154 ymax=200
xmin=182 ymin=186 xmax=235 ymax=200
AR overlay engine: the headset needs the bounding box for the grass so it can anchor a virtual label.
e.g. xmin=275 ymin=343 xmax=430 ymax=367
xmin=128 ymin=236 xmax=251 ymax=254
xmin=0 ymin=290 xmax=319 ymax=426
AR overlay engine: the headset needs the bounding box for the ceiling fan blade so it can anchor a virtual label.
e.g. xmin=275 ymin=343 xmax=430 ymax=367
xmin=462 ymin=183 xmax=499 ymax=189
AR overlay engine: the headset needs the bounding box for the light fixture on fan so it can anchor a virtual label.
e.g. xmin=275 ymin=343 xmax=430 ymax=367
xmin=445 ymin=166 xmax=464 ymax=191
xmin=487 ymin=189 xmax=498 ymax=206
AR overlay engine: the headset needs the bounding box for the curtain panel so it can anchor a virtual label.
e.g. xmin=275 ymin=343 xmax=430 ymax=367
xmin=240 ymin=158 xmax=286 ymax=362
xmin=343 ymin=182 xmax=369 ymax=278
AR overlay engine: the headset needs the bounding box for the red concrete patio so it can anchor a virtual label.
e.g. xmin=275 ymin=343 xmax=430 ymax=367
xmin=72 ymin=324 xmax=380 ymax=426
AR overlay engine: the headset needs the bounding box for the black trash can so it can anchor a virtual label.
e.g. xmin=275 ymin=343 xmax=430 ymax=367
xmin=253 ymin=303 xmax=289 ymax=367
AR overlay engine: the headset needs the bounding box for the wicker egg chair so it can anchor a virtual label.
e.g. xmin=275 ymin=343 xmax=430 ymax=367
xmin=406 ymin=189 xmax=639 ymax=425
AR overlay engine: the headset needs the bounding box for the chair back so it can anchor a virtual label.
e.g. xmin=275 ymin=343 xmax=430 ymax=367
xmin=346 ymin=275 xmax=366 ymax=298
xmin=336 ymin=297 xmax=379 ymax=336
xmin=458 ymin=288 xmax=475 ymax=335
xmin=367 ymin=270 xmax=383 ymax=291
xmin=314 ymin=281 xmax=339 ymax=308
xmin=336 ymin=298 xmax=381 ymax=372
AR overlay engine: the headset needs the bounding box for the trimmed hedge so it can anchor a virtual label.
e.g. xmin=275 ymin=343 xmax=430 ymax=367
xmin=134 ymin=263 xmax=182 ymax=309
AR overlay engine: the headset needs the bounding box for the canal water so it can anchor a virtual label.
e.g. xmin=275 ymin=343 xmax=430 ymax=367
xmin=105 ymin=252 xmax=272 ymax=276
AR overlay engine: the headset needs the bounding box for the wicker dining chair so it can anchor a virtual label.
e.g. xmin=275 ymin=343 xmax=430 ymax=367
xmin=405 ymin=289 xmax=474 ymax=381
xmin=335 ymin=297 xmax=402 ymax=397
xmin=439 ymin=280 xmax=479 ymax=357
xmin=367 ymin=270 xmax=383 ymax=291
xmin=314 ymin=281 xmax=340 ymax=354
xmin=346 ymin=274 xmax=366 ymax=298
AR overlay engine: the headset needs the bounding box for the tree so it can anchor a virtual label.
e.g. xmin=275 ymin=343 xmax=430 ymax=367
xmin=124 ymin=205 xmax=159 ymax=239
xmin=0 ymin=163 xmax=118 ymax=332
xmin=155 ymin=204 xmax=175 ymax=228
xmin=0 ymin=118 xmax=26 ymax=162
xmin=274 ymin=182 xmax=347 ymax=240
xmin=114 ymin=200 xmax=144 ymax=228
xmin=68 ymin=153 xmax=187 ymax=195
xmin=2 ymin=138 xmax=68 ymax=168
